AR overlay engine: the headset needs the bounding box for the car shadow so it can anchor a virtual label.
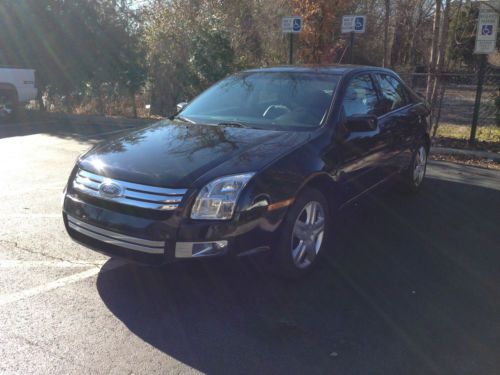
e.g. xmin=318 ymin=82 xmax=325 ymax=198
xmin=96 ymin=176 xmax=500 ymax=375
xmin=0 ymin=113 xmax=153 ymax=143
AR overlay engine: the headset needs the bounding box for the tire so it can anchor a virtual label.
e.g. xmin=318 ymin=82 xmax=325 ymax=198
xmin=400 ymin=144 xmax=428 ymax=193
xmin=0 ymin=90 xmax=18 ymax=123
xmin=273 ymin=187 xmax=330 ymax=278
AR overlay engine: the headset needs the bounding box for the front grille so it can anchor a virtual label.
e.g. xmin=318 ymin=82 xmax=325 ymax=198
xmin=67 ymin=215 xmax=165 ymax=254
xmin=72 ymin=168 xmax=187 ymax=211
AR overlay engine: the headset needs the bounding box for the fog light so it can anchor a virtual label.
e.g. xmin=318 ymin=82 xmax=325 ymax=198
xmin=175 ymin=241 xmax=228 ymax=258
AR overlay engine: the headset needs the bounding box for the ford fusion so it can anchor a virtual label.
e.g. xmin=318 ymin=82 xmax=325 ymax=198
xmin=63 ymin=66 xmax=430 ymax=277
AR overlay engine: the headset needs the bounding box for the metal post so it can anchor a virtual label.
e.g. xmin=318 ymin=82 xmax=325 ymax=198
xmin=348 ymin=32 xmax=355 ymax=64
xmin=288 ymin=33 xmax=293 ymax=65
xmin=469 ymin=54 xmax=487 ymax=146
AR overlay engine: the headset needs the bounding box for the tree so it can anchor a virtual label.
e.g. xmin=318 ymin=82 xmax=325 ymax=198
xmin=142 ymin=0 xmax=235 ymax=115
xmin=383 ymin=0 xmax=391 ymax=67
xmin=426 ymin=0 xmax=442 ymax=101
xmin=0 ymin=0 xmax=145 ymax=114
xmin=292 ymin=0 xmax=351 ymax=64
xmin=388 ymin=0 xmax=434 ymax=67
xmin=448 ymin=2 xmax=479 ymax=69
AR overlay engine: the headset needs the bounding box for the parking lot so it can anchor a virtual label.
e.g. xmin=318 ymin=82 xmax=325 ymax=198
xmin=0 ymin=119 xmax=499 ymax=374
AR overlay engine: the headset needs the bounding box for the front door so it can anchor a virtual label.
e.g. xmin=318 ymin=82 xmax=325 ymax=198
xmin=333 ymin=73 xmax=391 ymax=203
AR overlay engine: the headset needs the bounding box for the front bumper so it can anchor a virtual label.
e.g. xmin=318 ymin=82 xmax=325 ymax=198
xmin=63 ymin=192 xmax=281 ymax=265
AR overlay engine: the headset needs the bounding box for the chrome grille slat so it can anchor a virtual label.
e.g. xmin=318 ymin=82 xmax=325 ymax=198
xmin=67 ymin=216 xmax=165 ymax=254
xmin=78 ymin=170 xmax=187 ymax=196
xmin=75 ymin=175 xmax=100 ymax=190
xmin=73 ymin=168 xmax=186 ymax=211
xmin=121 ymin=189 xmax=183 ymax=203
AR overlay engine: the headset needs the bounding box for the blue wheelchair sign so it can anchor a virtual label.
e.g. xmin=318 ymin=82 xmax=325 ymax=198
xmin=481 ymin=24 xmax=493 ymax=36
xmin=354 ymin=16 xmax=365 ymax=32
xmin=293 ymin=18 xmax=302 ymax=32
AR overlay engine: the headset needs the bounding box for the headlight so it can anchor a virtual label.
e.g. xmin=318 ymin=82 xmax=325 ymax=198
xmin=191 ymin=173 xmax=255 ymax=220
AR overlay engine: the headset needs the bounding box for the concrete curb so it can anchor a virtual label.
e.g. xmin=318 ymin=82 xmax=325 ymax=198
xmin=431 ymin=146 xmax=500 ymax=162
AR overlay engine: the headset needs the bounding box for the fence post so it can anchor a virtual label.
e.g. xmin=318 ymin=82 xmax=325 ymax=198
xmin=348 ymin=32 xmax=355 ymax=64
xmin=469 ymin=55 xmax=487 ymax=146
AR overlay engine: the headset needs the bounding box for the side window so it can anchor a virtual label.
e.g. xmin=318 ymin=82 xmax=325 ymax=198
xmin=342 ymin=74 xmax=379 ymax=117
xmin=376 ymin=74 xmax=408 ymax=113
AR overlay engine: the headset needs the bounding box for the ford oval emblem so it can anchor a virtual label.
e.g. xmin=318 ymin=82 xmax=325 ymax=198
xmin=99 ymin=182 xmax=123 ymax=198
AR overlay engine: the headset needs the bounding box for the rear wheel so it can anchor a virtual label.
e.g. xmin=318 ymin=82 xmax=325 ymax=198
xmin=0 ymin=90 xmax=17 ymax=123
xmin=273 ymin=188 xmax=329 ymax=278
xmin=400 ymin=144 xmax=427 ymax=192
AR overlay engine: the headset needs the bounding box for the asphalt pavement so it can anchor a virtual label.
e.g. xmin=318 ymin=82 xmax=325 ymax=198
xmin=0 ymin=119 xmax=499 ymax=375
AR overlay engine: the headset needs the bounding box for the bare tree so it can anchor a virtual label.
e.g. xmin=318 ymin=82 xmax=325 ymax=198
xmin=429 ymin=0 xmax=451 ymax=132
xmin=430 ymin=0 xmax=457 ymax=135
xmin=426 ymin=0 xmax=442 ymax=101
xmin=383 ymin=0 xmax=391 ymax=67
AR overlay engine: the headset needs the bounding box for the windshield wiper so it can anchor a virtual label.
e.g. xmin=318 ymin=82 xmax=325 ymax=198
xmin=174 ymin=114 xmax=196 ymax=124
xmin=217 ymin=121 xmax=250 ymax=128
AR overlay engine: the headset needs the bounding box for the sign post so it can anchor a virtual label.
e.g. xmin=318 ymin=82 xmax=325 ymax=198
xmin=282 ymin=17 xmax=303 ymax=64
xmin=341 ymin=15 xmax=366 ymax=64
xmin=470 ymin=1 xmax=499 ymax=146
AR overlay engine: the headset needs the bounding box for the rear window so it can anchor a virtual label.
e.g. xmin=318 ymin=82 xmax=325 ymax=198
xmin=375 ymin=74 xmax=409 ymax=113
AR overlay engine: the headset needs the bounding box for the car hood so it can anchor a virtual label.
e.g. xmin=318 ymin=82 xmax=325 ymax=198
xmin=78 ymin=121 xmax=311 ymax=187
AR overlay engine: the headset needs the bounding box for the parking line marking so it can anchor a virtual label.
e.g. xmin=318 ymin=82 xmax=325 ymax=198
xmin=0 ymin=214 xmax=61 ymax=218
xmin=0 ymin=260 xmax=106 ymax=268
xmin=0 ymin=183 xmax=65 ymax=197
xmin=0 ymin=260 xmax=125 ymax=306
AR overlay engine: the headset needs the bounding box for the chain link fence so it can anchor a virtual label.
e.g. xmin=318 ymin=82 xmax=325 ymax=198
xmin=398 ymin=69 xmax=500 ymax=142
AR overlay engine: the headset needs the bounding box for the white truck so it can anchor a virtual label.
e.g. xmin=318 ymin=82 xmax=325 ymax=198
xmin=0 ymin=67 xmax=38 ymax=121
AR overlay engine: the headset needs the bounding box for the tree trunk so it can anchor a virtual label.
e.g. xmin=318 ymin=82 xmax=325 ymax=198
xmin=432 ymin=80 xmax=447 ymax=137
xmin=426 ymin=0 xmax=442 ymax=102
xmin=130 ymin=89 xmax=137 ymax=119
xmin=37 ymin=88 xmax=46 ymax=112
xmin=430 ymin=0 xmax=451 ymax=129
xmin=150 ymin=83 xmax=158 ymax=116
xmin=96 ymin=85 xmax=105 ymax=116
xmin=409 ymin=3 xmax=424 ymax=66
xmin=383 ymin=0 xmax=390 ymax=67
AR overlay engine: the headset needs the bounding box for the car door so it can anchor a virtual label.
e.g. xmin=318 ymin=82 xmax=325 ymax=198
xmin=374 ymin=73 xmax=417 ymax=173
xmin=332 ymin=73 xmax=392 ymax=203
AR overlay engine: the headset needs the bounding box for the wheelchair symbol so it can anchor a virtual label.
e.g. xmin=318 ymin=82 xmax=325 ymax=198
xmin=293 ymin=18 xmax=302 ymax=32
xmin=354 ymin=17 xmax=364 ymax=31
xmin=482 ymin=25 xmax=493 ymax=36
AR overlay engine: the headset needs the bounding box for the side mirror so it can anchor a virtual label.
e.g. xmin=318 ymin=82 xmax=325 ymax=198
xmin=176 ymin=102 xmax=188 ymax=112
xmin=345 ymin=114 xmax=378 ymax=132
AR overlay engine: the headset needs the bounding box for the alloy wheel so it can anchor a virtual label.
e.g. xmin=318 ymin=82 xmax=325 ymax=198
xmin=291 ymin=201 xmax=325 ymax=269
xmin=413 ymin=146 xmax=427 ymax=186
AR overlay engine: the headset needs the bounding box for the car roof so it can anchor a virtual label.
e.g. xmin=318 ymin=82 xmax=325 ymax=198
xmin=244 ymin=65 xmax=397 ymax=76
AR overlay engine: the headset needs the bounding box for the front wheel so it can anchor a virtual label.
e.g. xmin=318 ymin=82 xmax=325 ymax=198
xmin=273 ymin=188 xmax=330 ymax=278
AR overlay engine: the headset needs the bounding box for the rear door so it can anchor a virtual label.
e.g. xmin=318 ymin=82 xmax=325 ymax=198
xmin=373 ymin=73 xmax=417 ymax=172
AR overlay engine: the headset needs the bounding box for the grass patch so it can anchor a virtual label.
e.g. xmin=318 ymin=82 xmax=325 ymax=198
xmin=435 ymin=124 xmax=500 ymax=143
xmin=433 ymin=123 xmax=500 ymax=153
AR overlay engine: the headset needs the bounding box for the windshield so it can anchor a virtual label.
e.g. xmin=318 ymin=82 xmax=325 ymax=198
xmin=179 ymin=72 xmax=341 ymax=130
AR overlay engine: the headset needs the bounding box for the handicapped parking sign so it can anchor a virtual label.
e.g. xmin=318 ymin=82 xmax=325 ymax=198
xmin=282 ymin=16 xmax=303 ymax=33
xmin=341 ymin=15 xmax=366 ymax=33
